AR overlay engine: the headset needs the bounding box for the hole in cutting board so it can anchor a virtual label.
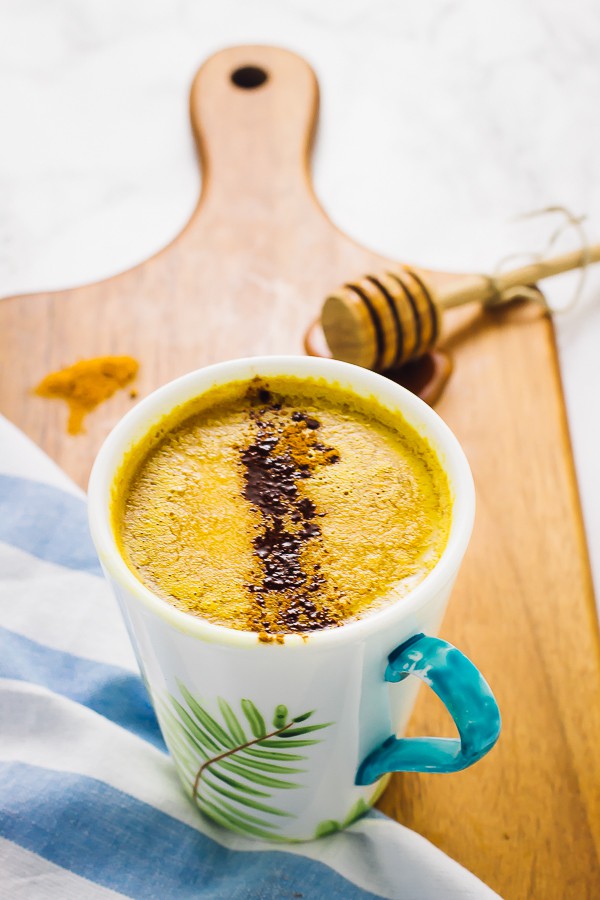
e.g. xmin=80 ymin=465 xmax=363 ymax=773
xmin=231 ymin=66 xmax=268 ymax=89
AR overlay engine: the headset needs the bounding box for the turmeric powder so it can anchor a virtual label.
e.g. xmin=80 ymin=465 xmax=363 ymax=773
xmin=34 ymin=356 xmax=139 ymax=435
xmin=280 ymin=420 xmax=339 ymax=469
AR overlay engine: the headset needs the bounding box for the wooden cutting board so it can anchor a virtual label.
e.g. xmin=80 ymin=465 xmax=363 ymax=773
xmin=1 ymin=46 xmax=599 ymax=898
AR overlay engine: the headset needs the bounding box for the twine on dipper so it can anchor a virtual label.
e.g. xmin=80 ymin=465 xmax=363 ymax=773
xmin=485 ymin=206 xmax=591 ymax=313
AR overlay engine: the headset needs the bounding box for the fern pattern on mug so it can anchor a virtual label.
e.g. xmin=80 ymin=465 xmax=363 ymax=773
xmin=157 ymin=683 xmax=333 ymax=839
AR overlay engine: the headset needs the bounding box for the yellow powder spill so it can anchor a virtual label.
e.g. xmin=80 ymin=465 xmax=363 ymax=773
xmin=34 ymin=356 xmax=139 ymax=435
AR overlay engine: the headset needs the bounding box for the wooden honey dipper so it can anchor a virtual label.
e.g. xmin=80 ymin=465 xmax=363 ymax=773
xmin=321 ymin=244 xmax=600 ymax=370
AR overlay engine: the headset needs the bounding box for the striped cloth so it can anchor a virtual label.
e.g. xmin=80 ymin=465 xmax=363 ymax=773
xmin=0 ymin=416 xmax=500 ymax=899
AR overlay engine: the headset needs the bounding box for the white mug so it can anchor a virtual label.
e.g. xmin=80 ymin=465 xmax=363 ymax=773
xmin=88 ymin=356 xmax=500 ymax=842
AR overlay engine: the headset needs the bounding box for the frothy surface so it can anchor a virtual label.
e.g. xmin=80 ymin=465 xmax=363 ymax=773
xmin=113 ymin=377 xmax=452 ymax=638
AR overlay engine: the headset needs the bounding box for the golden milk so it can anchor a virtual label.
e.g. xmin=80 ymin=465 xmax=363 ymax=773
xmin=113 ymin=376 xmax=451 ymax=638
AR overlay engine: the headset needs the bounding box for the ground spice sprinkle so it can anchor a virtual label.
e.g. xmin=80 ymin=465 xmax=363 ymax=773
xmin=241 ymin=384 xmax=341 ymax=635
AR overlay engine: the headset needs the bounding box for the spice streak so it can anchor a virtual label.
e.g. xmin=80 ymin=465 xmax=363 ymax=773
xmin=241 ymin=389 xmax=340 ymax=637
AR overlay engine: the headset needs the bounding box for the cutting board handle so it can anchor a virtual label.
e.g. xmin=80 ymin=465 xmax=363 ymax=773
xmin=190 ymin=46 xmax=319 ymax=209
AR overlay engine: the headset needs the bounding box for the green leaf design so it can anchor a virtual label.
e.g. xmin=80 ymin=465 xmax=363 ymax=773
xmin=170 ymin=698 xmax=222 ymax=755
xmin=241 ymin=699 xmax=267 ymax=738
xmin=177 ymin=683 xmax=234 ymax=749
xmin=205 ymin=767 xmax=271 ymax=797
xmin=202 ymin=778 xmax=294 ymax=817
xmin=164 ymin=688 xmax=333 ymax=838
xmin=272 ymin=704 xmax=288 ymax=728
xmin=240 ymin=747 xmax=306 ymax=762
xmin=279 ymin=723 xmax=332 ymax=738
xmin=212 ymin=799 xmax=278 ymax=829
xmin=218 ymin=698 xmax=247 ymax=744
xmin=314 ymin=819 xmax=340 ymax=838
xmin=292 ymin=710 xmax=314 ymax=723
xmin=342 ymin=798 xmax=370 ymax=828
xmin=257 ymin=738 xmax=321 ymax=748
xmin=313 ymin=797 xmax=370 ymax=839
xmin=232 ymin=756 xmax=306 ymax=775
xmin=196 ymin=795 xmax=285 ymax=841
xmin=219 ymin=759 xmax=302 ymax=790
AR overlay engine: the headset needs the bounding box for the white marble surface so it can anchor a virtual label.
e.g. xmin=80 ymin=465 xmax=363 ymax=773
xmin=1 ymin=0 xmax=600 ymax=612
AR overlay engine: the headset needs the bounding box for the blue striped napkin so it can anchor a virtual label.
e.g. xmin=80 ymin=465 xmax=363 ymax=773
xmin=0 ymin=415 xmax=500 ymax=899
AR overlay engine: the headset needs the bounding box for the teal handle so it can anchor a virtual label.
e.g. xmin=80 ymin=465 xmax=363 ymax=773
xmin=356 ymin=633 xmax=501 ymax=785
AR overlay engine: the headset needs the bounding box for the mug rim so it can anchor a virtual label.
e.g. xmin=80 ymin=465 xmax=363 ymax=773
xmin=87 ymin=356 xmax=475 ymax=649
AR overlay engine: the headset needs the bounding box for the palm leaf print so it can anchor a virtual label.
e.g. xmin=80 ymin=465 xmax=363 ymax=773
xmin=313 ymin=797 xmax=370 ymax=838
xmin=160 ymin=684 xmax=332 ymax=839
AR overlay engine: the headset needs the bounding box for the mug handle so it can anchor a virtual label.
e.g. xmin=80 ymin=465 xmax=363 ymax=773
xmin=355 ymin=633 xmax=501 ymax=785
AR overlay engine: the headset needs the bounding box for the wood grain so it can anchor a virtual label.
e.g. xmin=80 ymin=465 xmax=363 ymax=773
xmin=1 ymin=45 xmax=599 ymax=898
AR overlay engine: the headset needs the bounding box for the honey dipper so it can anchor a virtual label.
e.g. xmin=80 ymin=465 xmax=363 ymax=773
xmin=321 ymin=244 xmax=600 ymax=371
